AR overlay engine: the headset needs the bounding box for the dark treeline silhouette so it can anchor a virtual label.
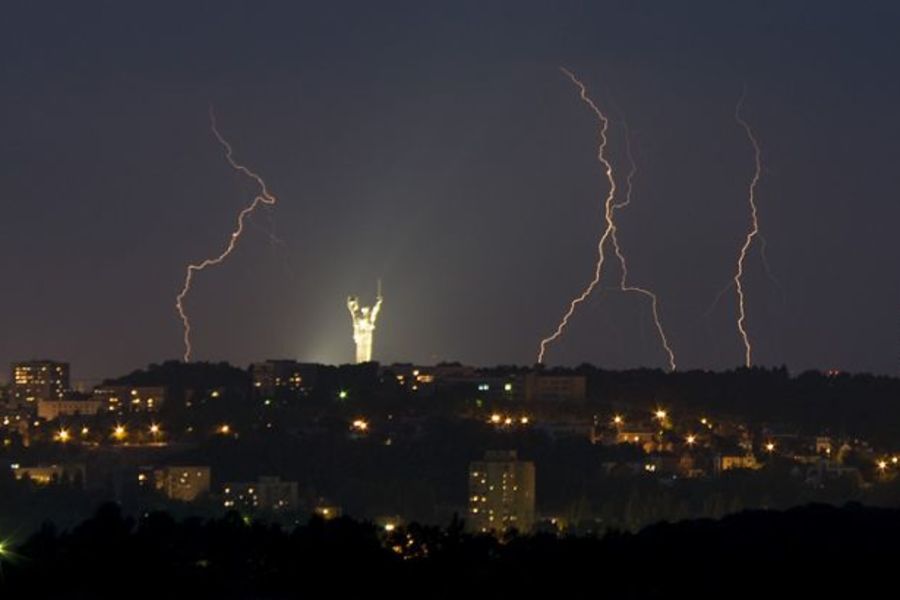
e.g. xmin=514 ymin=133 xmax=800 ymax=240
xmin=1 ymin=502 xmax=894 ymax=597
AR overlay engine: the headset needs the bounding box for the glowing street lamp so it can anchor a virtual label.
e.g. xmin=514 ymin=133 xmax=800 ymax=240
xmin=654 ymin=409 xmax=667 ymax=421
xmin=112 ymin=425 xmax=127 ymax=441
xmin=218 ymin=424 xmax=231 ymax=435
xmin=877 ymin=460 xmax=888 ymax=473
xmin=765 ymin=442 xmax=775 ymax=453
xmin=685 ymin=434 xmax=697 ymax=447
xmin=55 ymin=428 xmax=70 ymax=443
xmin=612 ymin=415 xmax=624 ymax=426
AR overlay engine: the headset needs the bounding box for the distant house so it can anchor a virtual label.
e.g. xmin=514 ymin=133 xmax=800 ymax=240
xmin=715 ymin=454 xmax=761 ymax=474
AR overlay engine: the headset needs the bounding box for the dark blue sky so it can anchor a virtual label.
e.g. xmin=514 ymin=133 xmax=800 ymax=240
xmin=1 ymin=1 xmax=898 ymax=382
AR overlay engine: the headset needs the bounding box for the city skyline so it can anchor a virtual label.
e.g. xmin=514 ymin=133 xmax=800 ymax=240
xmin=2 ymin=2 xmax=899 ymax=381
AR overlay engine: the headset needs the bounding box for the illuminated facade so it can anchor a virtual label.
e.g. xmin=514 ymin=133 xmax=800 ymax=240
xmin=468 ymin=450 xmax=535 ymax=535
xmin=91 ymin=385 xmax=166 ymax=414
xmin=223 ymin=476 xmax=299 ymax=512
xmin=10 ymin=360 xmax=69 ymax=408
xmin=250 ymin=360 xmax=318 ymax=399
xmin=347 ymin=291 xmax=383 ymax=364
xmin=37 ymin=398 xmax=102 ymax=421
xmin=12 ymin=463 xmax=85 ymax=486
xmin=148 ymin=466 xmax=211 ymax=502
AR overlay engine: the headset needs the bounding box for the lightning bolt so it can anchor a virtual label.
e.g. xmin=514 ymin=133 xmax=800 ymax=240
xmin=537 ymin=68 xmax=617 ymax=365
xmin=537 ymin=68 xmax=676 ymax=371
xmin=175 ymin=108 xmax=278 ymax=362
xmin=613 ymin=120 xmax=676 ymax=371
xmin=733 ymin=90 xmax=762 ymax=367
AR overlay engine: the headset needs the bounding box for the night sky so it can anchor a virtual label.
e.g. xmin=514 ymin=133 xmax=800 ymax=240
xmin=1 ymin=1 xmax=898 ymax=382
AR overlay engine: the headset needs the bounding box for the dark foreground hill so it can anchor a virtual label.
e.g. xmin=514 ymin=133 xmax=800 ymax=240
xmin=1 ymin=502 xmax=896 ymax=598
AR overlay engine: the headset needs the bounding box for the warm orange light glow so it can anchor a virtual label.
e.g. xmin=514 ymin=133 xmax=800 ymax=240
xmin=686 ymin=434 xmax=696 ymax=446
xmin=218 ymin=424 xmax=231 ymax=435
xmin=765 ymin=442 xmax=775 ymax=452
xmin=612 ymin=415 xmax=624 ymax=425
xmin=654 ymin=409 xmax=667 ymax=421
xmin=489 ymin=414 xmax=502 ymax=424
xmin=351 ymin=419 xmax=369 ymax=432
xmin=149 ymin=424 xmax=161 ymax=435
xmin=113 ymin=425 xmax=126 ymax=441
xmin=175 ymin=108 xmax=278 ymax=362
xmin=56 ymin=428 xmax=70 ymax=443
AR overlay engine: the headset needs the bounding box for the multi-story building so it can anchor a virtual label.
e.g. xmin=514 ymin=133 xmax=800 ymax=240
xmin=468 ymin=450 xmax=535 ymax=535
xmin=10 ymin=360 xmax=70 ymax=408
xmin=382 ymin=364 xmax=437 ymax=396
xmin=92 ymin=385 xmax=166 ymax=414
xmin=37 ymin=396 xmax=103 ymax=421
xmin=142 ymin=466 xmax=211 ymax=502
xmin=222 ymin=476 xmax=300 ymax=512
xmin=12 ymin=463 xmax=86 ymax=487
xmin=250 ymin=360 xmax=318 ymax=400
xmin=523 ymin=373 xmax=586 ymax=402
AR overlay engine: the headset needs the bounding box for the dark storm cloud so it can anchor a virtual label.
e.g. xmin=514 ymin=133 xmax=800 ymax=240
xmin=0 ymin=1 xmax=898 ymax=380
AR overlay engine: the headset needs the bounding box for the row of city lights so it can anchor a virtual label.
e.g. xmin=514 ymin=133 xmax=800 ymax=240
xmin=50 ymin=423 xmax=239 ymax=442
xmin=488 ymin=413 xmax=529 ymax=426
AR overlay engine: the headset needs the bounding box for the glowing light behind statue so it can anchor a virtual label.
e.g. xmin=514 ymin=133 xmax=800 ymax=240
xmin=347 ymin=281 xmax=383 ymax=363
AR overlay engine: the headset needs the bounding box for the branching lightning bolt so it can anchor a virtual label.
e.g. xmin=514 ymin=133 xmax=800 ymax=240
xmin=175 ymin=108 xmax=278 ymax=362
xmin=537 ymin=68 xmax=618 ymax=365
xmin=537 ymin=68 xmax=676 ymax=371
xmin=613 ymin=121 xmax=676 ymax=371
xmin=733 ymin=90 xmax=762 ymax=367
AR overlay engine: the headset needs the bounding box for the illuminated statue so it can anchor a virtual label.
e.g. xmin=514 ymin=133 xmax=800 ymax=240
xmin=347 ymin=283 xmax=383 ymax=363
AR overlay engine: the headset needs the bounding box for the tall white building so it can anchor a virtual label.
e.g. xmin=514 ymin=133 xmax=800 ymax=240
xmin=468 ymin=450 xmax=536 ymax=535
